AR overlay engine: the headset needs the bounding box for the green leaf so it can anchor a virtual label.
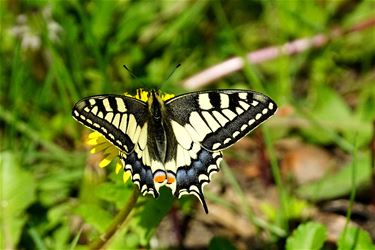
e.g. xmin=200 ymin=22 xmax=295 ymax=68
xmin=28 ymin=227 xmax=48 ymax=250
xmin=129 ymin=187 xmax=174 ymax=246
xmin=338 ymin=226 xmax=375 ymax=250
xmin=52 ymin=224 xmax=71 ymax=250
xmin=286 ymin=222 xmax=327 ymax=250
xmin=108 ymin=231 xmax=139 ymax=250
xmin=0 ymin=151 xmax=36 ymax=249
xmin=209 ymin=236 xmax=236 ymax=250
xmin=271 ymin=1 xmax=328 ymax=37
xmin=260 ymin=196 xmax=310 ymax=223
xmin=74 ymin=203 xmax=112 ymax=233
xmin=298 ymin=153 xmax=371 ymax=201
xmin=69 ymin=226 xmax=83 ymax=250
xmin=96 ymin=182 xmax=133 ymax=209
xmin=300 ymin=86 xmax=352 ymax=145
xmin=90 ymin=0 xmax=117 ymax=41
xmin=46 ymin=202 xmax=72 ymax=231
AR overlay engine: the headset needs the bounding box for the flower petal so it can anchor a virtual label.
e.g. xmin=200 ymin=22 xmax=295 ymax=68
xmin=99 ymin=157 xmax=112 ymax=168
xmin=115 ymin=161 xmax=123 ymax=174
xmin=87 ymin=137 xmax=100 ymax=146
xmin=162 ymin=93 xmax=175 ymax=101
xmin=103 ymin=150 xmax=118 ymax=162
xmin=90 ymin=142 xmax=111 ymax=153
xmin=103 ymin=145 xmax=118 ymax=155
xmin=123 ymin=171 xmax=131 ymax=183
xmin=88 ymin=131 xmax=102 ymax=139
xmin=86 ymin=134 xmax=107 ymax=146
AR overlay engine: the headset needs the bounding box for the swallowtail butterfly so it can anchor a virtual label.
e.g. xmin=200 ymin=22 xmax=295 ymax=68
xmin=72 ymin=89 xmax=277 ymax=213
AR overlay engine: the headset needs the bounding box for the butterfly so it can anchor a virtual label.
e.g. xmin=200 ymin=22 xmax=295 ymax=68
xmin=72 ymin=89 xmax=277 ymax=213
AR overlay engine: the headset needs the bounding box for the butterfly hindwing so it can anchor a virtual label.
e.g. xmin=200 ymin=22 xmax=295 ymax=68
xmin=174 ymin=147 xmax=222 ymax=213
xmin=165 ymin=90 xmax=277 ymax=151
xmin=161 ymin=118 xmax=222 ymax=213
xmin=119 ymin=151 xmax=159 ymax=198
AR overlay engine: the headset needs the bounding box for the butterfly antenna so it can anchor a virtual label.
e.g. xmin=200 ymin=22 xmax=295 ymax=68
xmin=165 ymin=63 xmax=181 ymax=82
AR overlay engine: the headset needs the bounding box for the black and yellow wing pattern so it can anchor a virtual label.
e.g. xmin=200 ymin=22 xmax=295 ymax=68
xmin=72 ymin=89 xmax=277 ymax=213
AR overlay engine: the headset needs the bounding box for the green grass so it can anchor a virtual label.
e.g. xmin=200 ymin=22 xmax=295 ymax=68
xmin=1 ymin=1 xmax=375 ymax=249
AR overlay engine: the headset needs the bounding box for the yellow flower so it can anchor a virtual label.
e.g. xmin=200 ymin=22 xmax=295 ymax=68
xmin=85 ymin=89 xmax=175 ymax=183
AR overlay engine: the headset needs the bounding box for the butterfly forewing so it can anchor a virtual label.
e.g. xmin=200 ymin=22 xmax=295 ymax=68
xmin=72 ymin=95 xmax=148 ymax=153
xmin=165 ymin=90 xmax=277 ymax=151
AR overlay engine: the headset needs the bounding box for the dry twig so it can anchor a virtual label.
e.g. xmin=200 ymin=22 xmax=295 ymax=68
xmin=182 ymin=18 xmax=375 ymax=90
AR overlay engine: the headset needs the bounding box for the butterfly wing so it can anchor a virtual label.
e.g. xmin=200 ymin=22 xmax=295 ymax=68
xmin=72 ymin=95 xmax=161 ymax=198
xmin=164 ymin=90 xmax=277 ymax=212
xmin=72 ymin=90 xmax=277 ymax=212
xmin=165 ymin=90 xmax=277 ymax=151
xmin=72 ymin=95 xmax=148 ymax=152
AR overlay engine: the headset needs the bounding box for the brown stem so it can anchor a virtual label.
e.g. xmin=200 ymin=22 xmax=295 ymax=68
xmin=89 ymin=188 xmax=140 ymax=250
xmin=371 ymin=120 xmax=375 ymax=207
xmin=182 ymin=17 xmax=375 ymax=89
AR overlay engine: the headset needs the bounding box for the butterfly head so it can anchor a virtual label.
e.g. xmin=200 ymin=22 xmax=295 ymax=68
xmin=147 ymin=90 xmax=164 ymax=121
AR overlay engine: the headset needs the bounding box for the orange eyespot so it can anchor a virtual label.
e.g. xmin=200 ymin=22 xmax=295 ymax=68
xmin=154 ymin=174 xmax=167 ymax=183
xmin=166 ymin=174 xmax=176 ymax=184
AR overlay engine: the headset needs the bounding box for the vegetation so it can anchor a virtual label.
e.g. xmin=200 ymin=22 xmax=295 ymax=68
xmin=1 ymin=1 xmax=375 ymax=249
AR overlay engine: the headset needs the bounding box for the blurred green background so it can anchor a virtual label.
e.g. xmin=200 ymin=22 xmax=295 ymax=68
xmin=1 ymin=1 xmax=375 ymax=249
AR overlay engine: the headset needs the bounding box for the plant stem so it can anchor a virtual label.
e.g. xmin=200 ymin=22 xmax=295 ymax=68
xmin=182 ymin=17 xmax=375 ymax=89
xmin=343 ymin=137 xmax=358 ymax=236
xmin=371 ymin=120 xmax=375 ymax=207
xmin=262 ymin=127 xmax=288 ymax=231
xmin=89 ymin=188 xmax=140 ymax=250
